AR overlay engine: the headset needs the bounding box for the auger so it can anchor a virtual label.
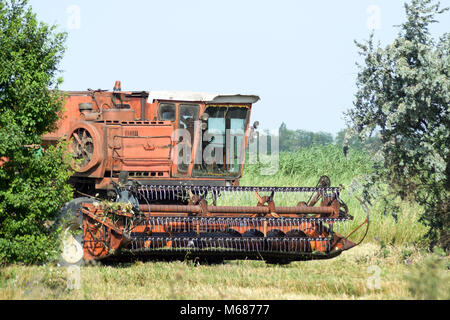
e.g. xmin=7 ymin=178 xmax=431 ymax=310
xmin=49 ymin=82 xmax=368 ymax=265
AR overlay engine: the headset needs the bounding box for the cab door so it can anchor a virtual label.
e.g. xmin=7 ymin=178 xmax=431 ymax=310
xmin=171 ymin=103 xmax=200 ymax=177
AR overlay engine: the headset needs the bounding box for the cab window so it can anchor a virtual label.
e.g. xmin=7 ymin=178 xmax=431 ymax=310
xmin=158 ymin=103 xmax=176 ymax=121
xmin=177 ymin=104 xmax=200 ymax=173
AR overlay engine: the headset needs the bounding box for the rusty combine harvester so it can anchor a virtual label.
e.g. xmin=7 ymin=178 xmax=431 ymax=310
xmin=46 ymin=81 xmax=367 ymax=265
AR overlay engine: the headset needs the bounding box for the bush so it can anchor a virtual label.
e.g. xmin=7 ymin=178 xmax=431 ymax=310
xmin=0 ymin=0 xmax=72 ymax=265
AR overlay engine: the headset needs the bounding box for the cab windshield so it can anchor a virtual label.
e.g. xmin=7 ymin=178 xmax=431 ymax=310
xmin=193 ymin=105 xmax=249 ymax=177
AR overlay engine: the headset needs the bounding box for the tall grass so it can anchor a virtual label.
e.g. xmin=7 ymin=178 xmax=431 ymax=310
xmin=244 ymin=144 xmax=373 ymax=184
xmin=240 ymin=145 xmax=429 ymax=246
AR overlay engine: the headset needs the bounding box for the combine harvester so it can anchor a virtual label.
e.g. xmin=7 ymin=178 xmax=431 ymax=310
xmin=46 ymin=82 xmax=368 ymax=265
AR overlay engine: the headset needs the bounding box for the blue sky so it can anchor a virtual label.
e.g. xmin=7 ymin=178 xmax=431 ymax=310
xmin=29 ymin=0 xmax=449 ymax=135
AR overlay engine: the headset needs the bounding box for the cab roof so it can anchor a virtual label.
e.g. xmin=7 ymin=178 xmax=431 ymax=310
xmin=148 ymin=91 xmax=260 ymax=104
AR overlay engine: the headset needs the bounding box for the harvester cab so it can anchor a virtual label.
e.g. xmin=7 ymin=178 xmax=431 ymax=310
xmin=51 ymin=82 xmax=367 ymax=265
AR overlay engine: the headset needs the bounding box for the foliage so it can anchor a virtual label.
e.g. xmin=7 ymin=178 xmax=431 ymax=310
xmin=95 ymin=201 xmax=135 ymax=233
xmin=277 ymin=124 xmax=381 ymax=153
xmin=345 ymin=0 xmax=449 ymax=249
xmin=334 ymin=128 xmax=381 ymax=153
xmin=0 ymin=0 xmax=72 ymax=264
xmin=278 ymin=123 xmax=334 ymax=152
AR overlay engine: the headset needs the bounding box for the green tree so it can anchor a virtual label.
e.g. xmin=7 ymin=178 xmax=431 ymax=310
xmin=335 ymin=128 xmax=381 ymax=153
xmin=279 ymin=123 xmax=334 ymax=151
xmin=0 ymin=0 xmax=73 ymax=264
xmin=345 ymin=0 xmax=449 ymax=249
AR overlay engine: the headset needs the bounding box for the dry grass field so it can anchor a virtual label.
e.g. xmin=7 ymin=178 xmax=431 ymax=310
xmin=1 ymin=243 xmax=448 ymax=300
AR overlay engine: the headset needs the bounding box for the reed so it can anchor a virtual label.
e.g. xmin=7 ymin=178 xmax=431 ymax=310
xmin=240 ymin=145 xmax=428 ymax=246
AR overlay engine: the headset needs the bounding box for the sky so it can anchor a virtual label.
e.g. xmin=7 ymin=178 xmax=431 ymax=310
xmin=28 ymin=0 xmax=450 ymax=135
